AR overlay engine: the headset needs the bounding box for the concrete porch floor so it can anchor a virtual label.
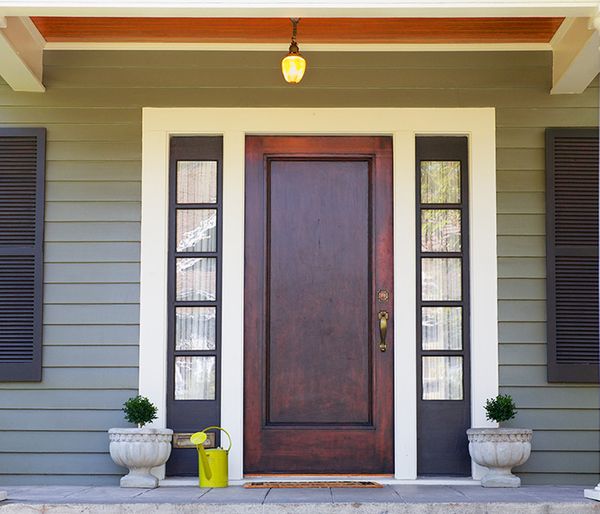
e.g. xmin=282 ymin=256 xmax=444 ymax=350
xmin=0 ymin=485 xmax=599 ymax=513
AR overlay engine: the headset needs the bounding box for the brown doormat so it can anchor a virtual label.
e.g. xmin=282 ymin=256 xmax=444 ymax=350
xmin=244 ymin=481 xmax=383 ymax=489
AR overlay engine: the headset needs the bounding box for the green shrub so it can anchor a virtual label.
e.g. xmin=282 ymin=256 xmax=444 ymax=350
xmin=123 ymin=395 xmax=157 ymax=428
xmin=484 ymin=394 xmax=517 ymax=424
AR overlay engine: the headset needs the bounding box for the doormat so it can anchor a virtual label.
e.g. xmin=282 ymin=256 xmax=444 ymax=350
xmin=244 ymin=481 xmax=383 ymax=489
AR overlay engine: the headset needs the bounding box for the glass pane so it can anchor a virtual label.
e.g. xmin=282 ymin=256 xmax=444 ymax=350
xmin=422 ymin=258 xmax=461 ymax=301
xmin=176 ymin=209 xmax=217 ymax=252
xmin=175 ymin=356 xmax=216 ymax=400
xmin=421 ymin=209 xmax=461 ymax=252
xmin=422 ymin=307 xmax=462 ymax=350
xmin=177 ymin=161 xmax=217 ymax=204
xmin=176 ymin=258 xmax=216 ymax=301
xmin=422 ymin=356 xmax=463 ymax=400
xmin=176 ymin=307 xmax=216 ymax=350
xmin=421 ymin=161 xmax=461 ymax=204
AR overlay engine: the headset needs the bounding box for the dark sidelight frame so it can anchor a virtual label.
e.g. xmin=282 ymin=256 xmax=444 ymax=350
xmin=166 ymin=136 xmax=223 ymax=476
xmin=416 ymin=136 xmax=471 ymax=476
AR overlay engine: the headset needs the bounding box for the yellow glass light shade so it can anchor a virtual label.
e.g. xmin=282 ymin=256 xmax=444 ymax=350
xmin=281 ymin=53 xmax=307 ymax=84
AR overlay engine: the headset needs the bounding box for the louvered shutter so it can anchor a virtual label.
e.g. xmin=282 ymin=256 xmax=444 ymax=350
xmin=0 ymin=128 xmax=45 ymax=381
xmin=546 ymin=128 xmax=599 ymax=383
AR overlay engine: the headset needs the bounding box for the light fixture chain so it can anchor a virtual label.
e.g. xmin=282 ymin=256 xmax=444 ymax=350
xmin=290 ymin=18 xmax=299 ymax=42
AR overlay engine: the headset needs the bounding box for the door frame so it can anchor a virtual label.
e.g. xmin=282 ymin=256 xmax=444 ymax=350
xmin=140 ymin=107 xmax=499 ymax=481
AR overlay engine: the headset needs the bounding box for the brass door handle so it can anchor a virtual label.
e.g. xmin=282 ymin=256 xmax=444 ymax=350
xmin=378 ymin=311 xmax=389 ymax=352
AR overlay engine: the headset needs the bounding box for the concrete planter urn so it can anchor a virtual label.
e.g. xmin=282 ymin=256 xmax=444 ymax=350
xmin=467 ymin=428 xmax=533 ymax=488
xmin=109 ymin=427 xmax=173 ymax=488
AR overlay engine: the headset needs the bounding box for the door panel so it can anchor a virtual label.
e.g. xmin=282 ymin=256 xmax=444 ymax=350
xmin=244 ymin=136 xmax=394 ymax=474
xmin=268 ymin=160 xmax=370 ymax=425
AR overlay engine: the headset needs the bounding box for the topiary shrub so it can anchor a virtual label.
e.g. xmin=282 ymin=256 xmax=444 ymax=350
xmin=484 ymin=394 xmax=517 ymax=424
xmin=123 ymin=395 xmax=158 ymax=428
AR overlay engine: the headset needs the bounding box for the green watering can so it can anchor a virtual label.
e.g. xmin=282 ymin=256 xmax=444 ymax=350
xmin=190 ymin=426 xmax=232 ymax=488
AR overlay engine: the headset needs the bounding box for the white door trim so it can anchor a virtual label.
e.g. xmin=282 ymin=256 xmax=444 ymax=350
xmin=140 ymin=107 xmax=498 ymax=481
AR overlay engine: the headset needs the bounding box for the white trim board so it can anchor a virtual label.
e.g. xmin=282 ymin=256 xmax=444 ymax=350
xmin=0 ymin=1 xmax=596 ymax=17
xmin=0 ymin=16 xmax=44 ymax=92
xmin=550 ymin=16 xmax=600 ymax=94
xmin=140 ymin=107 xmax=499 ymax=481
xmin=43 ymin=42 xmax=552 ymax=52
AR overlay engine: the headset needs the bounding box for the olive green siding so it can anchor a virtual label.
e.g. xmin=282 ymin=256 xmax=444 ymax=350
xmin=0 ymin=50 xmax=597 ymax=485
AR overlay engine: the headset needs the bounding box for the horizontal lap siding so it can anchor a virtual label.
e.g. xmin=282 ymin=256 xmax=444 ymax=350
xmin=0 ymin=50 xmax=597 ymax=485
xmin=0 ymin=52 xmax=141 ymax=485
xmin=493 ymin=72 xmax=599 ymax=485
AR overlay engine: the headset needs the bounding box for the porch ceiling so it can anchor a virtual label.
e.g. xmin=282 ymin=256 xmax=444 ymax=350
xmin=0 ymin=10 xmax=596 ymax=95
xmin=31 ymin=17 xmax=565 ymax=44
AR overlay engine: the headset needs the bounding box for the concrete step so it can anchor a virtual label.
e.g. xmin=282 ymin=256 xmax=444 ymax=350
xmin=1 ymin=502 xmax=600 ymax=513
xmin=1 ymin=485 xmax=598 ymax=513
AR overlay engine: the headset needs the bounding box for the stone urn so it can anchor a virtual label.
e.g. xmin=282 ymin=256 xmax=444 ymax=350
xmin=467 ymin=428 xmax=532 ymax=488
xmin=109 ymin=427 xmax=173 ymax=488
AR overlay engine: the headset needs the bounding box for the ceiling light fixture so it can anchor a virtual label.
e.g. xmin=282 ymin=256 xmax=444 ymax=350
xmin=281 ymin=18 xmax=307 ymax=84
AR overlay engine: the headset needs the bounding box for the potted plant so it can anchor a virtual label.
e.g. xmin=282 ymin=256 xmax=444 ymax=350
xmin=108 ymin=395 xmax=173 ymax=488
xmin=467 ymin=394 xmax=532 ymax=488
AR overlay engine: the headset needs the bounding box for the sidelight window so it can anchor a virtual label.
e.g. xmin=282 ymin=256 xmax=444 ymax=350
xmin=417 ymin=148 xmax=470 ymax=402
xmin=416 ymin=136 xmax=471 ymax=477
xmin=167 ymin=138 xmax=223 ymax=456
xmin=171 ymin=158 xmax=220 ymax=399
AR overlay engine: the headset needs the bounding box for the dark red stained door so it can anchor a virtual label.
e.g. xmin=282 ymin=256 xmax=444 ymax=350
xmin=244 ymin=136 xmax=394 ymax=474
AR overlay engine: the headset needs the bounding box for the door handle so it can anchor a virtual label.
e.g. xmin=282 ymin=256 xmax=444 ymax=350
xmin=378 ymin=310 xmax=389 ymax=352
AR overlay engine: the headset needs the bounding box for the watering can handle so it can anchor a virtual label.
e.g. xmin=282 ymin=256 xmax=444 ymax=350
xmin=202 ymin=426 xmax=232 ymax=452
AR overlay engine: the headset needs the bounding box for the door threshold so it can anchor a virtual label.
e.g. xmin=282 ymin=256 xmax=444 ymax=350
xmin=160 ymin=476 xmax=480 ymax=487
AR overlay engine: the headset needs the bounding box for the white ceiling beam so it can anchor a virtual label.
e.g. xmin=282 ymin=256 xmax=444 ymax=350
xmin=551 ymin=16 xmax=600 ymax=94
xmin=0 ymin=1 xmax=596 ymax=18
xmin=0 ymin=16 xmax=44 ymax=92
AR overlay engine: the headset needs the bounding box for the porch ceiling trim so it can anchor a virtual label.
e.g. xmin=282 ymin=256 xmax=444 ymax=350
xmin=42 ymin=41 xmax=553 ymax=51
xmin=0 ymin=1 xmax=597 ymax=18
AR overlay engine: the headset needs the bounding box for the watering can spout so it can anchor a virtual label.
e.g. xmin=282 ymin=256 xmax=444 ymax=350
xmin=190 ymin=432 xmax=212 ymax=480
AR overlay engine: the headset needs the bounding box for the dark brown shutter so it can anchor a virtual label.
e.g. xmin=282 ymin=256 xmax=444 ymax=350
xmin=0 ymin=128 xmax=45 ymax=381
xmin=546 ymin=128 xmax=599 ymax=383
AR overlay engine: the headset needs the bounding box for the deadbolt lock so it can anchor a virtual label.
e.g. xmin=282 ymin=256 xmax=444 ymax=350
xmin=377 ymin=289 xmax=390 ymax=302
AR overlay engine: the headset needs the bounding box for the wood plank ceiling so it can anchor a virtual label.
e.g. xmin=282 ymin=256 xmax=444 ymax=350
xmin=32 ymin=17 xmax=564 ymax=43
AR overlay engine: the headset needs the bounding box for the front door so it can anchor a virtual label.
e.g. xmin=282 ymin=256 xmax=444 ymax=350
xmin=244 ymin=136 xmax=394 ymax=474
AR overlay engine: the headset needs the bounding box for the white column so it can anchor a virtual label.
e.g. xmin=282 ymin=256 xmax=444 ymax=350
xmin=584 ymin=11 xmax=600 ymax=504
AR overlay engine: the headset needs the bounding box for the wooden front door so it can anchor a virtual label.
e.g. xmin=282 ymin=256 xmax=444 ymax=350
xmin=244 ymin=136 xmax=394 ymax=474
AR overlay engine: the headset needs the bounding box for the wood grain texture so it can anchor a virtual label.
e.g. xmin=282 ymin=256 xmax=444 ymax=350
xmin=244 ymin=136 xmax=394 ymax=474
xmin=31 ymin=17 xmax=564 ymax=44
xmin=268 ymin=159 xmax=370 ymax=424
